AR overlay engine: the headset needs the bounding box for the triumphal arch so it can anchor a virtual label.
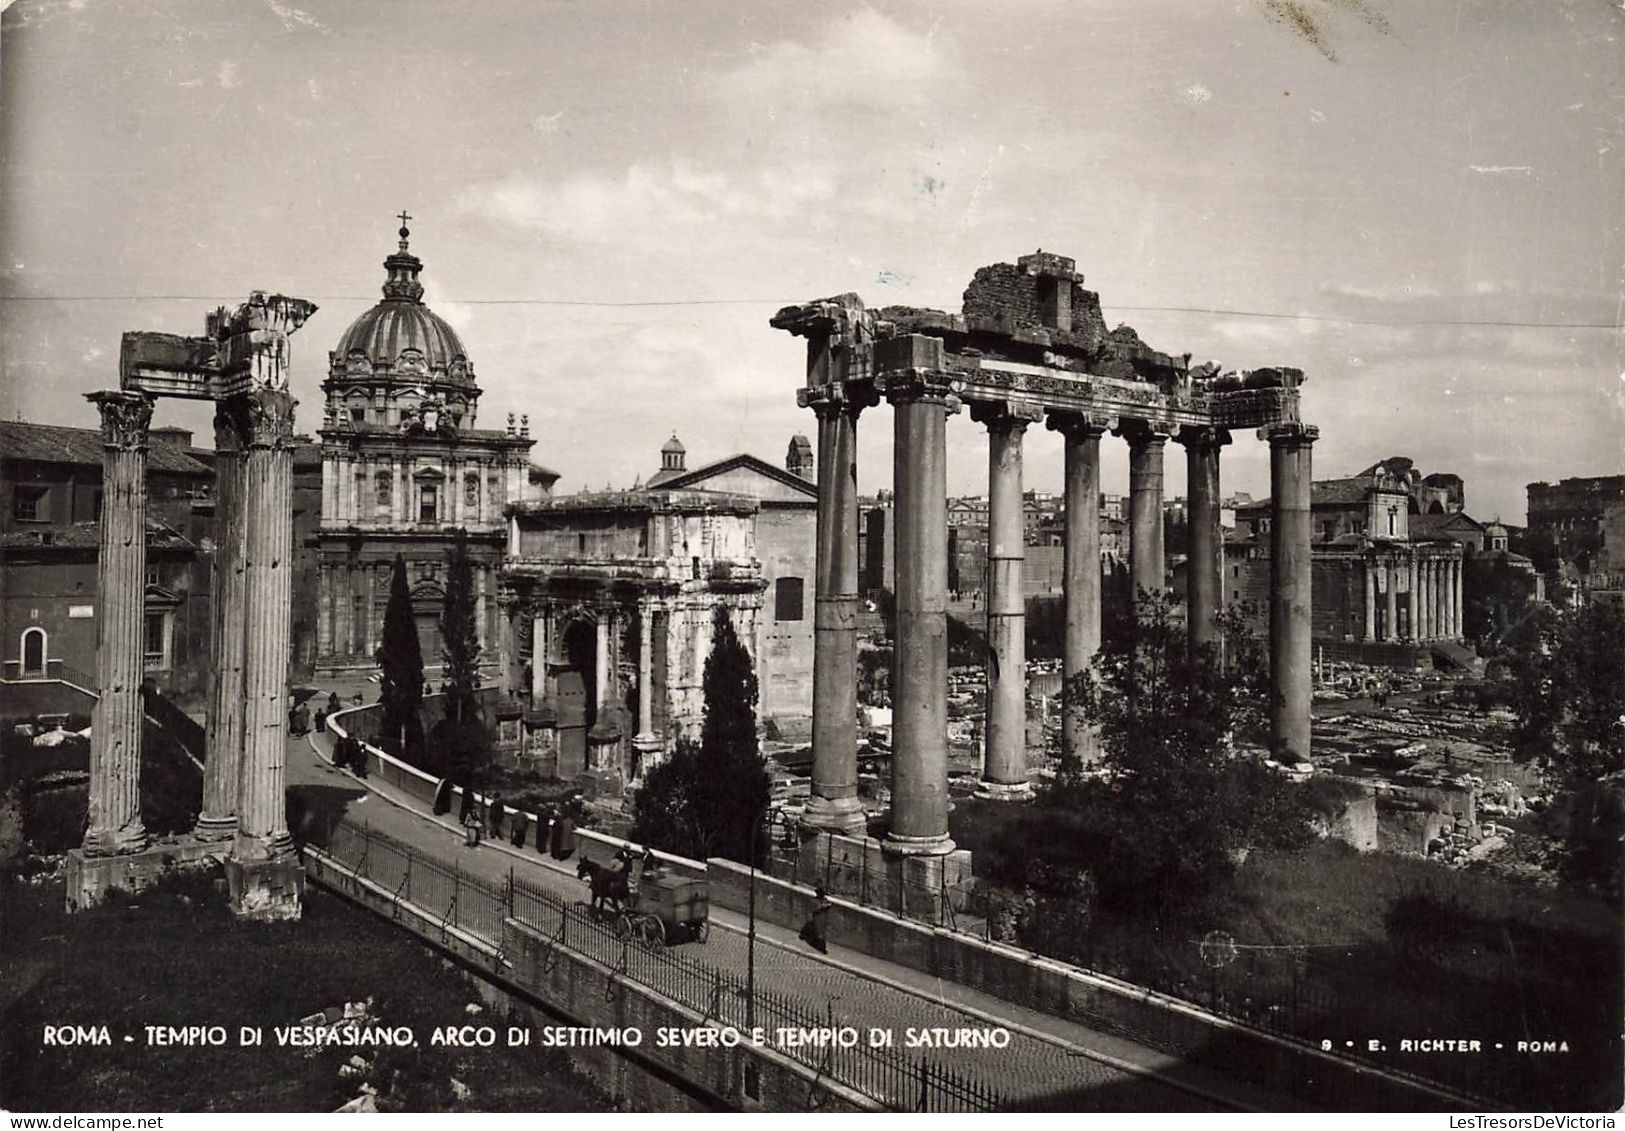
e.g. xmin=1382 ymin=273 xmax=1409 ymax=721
xmin=773 ymin=252 xmax=1315 ymax=909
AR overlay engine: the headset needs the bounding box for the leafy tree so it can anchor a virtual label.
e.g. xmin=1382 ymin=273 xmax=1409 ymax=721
xmin=1463 ymin=556 xmax=1538 ymax=654
xmin=1061 ymin=592 xmax=1306 ymax=913
xmin=632 ymin=606 xmax=771 ymax=863
xmin=1507 ymin=598 xmax=1625 ymax=896
xmin=376 ymin=554 xmax=425 ymax=763
xmin=1508 ymin=599 xmax=1625 ymax=778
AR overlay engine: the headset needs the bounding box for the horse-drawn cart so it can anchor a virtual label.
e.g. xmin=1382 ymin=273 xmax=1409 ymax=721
xmin=578 ymin=854 xmax=710 ymax=947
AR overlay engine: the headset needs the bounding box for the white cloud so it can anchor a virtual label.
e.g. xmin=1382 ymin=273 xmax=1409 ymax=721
xmin=716 ymin=10 xmax=953 ymax=113
xmin=459 ymin=159 xmax=838 ymax=246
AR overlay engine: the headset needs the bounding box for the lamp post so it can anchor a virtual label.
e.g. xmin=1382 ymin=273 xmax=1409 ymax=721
xmin=746 ymin=811 xmax=759 ymax=1035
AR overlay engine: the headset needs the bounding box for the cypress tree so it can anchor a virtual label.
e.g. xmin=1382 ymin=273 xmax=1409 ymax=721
xmin=440 ymin=528 xmax=480 ymax=724
xmin=631 ymin=605 xmax=770 ymax=864
xmin=693 ymin=605 xmax=770 ymax=863
xmin=376 ymin=553 xmax=424 ymax=760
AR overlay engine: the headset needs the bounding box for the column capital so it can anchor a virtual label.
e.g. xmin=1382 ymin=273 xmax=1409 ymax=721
xmin=87 ymin=390 xmax=154 ymax=451
xmin=798 ymin=379 xmax=880 ymax=416
xmin=1045 ymin=410 xmax=1114 ymax=439
xmin=241 ymin=388 xmax=298 ymax=450
xmin=1114 ymin=419 xmax=1172 ymax=449
xmin=878 ymin=369 xmax=960 ymax=413
xmin=1260 ymin=421 xmax=1320 ymax=448
xmin=1176 ymin=424 xmax=1233 ymax=451
xmin=967 ymin=398 xmax=1043 ymax=431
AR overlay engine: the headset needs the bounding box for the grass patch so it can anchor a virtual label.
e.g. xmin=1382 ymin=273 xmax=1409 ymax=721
xmin=0 ymin=871 xmax=615 ymax=1112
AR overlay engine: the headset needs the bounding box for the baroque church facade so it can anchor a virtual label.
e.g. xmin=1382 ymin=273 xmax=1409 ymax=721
xmin=311 ymin=222 xmax=553 ymax=679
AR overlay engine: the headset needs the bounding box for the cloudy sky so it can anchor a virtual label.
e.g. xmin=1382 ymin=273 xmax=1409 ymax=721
xmin=2 ymin=0 xmax=1620 ymax=522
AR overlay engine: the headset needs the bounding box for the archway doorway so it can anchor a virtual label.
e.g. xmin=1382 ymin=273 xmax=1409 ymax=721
xmin=556 ymin=619 xmax=597 ymax=778
xmin=20 ymin=627 xmax=46 ymax=677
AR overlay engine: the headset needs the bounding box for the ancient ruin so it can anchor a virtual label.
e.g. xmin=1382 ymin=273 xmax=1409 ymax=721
xmin=772 ymin=252 xmax=1315 ymax=900
xmin=66 ymin=292 xmax=318 ymax=920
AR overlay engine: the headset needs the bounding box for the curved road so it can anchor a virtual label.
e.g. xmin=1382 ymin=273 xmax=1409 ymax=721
xmin=290 ymin=720 xmax=1291 ymax=1112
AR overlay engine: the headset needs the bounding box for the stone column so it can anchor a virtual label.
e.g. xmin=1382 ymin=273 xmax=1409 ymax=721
xmin=531 ymin=609 xmax=548 ymax=699
xmin=197 ymin=398 xmax=250 ymax=840
xmin=1362 ymin=560 xmax=1377 ymax=642
xmin=637 ymin=602 xmax=656 ymax=738
xmin=1265 ymin=423 xmax=1317 ymax=761
xmin=1430 ymin=559 xmax=1444 ymax=640
xmin=804 ymin=389 xmax=871 ymax=833
xmin=1384 ymin=560 xmax=1399 ymax=642
xmin=391 ymin=457 xmax=404 ymax=524
xmin=884 ymin=368 xmax=957 ymax=856
xmin=321 ymin=453 xmax=336 ymax=524
xmin=498 ymin=604 xmax=516 ymax=694
xmin=82 ymin=391 xmax=154 ymax=856
xmin=1180 ymin=426 xmax=1230 ymax=650
xmin=972 ymin=400 xmax=1039 ymax=800
xmin=235 ymin=386 xmax=299 ymax=869
xmin=1406 ymin=557 xmax=1419 ymax=641
xmin=1450 ymin=558 xmax=1463 ymax=640
xmin=595 ymin=614 xmax=611 ymax=713
xmin=316 ymin=566 xmax=333 ymax=656
xmin=1048 ymin=413 xmax=1108 ymax=768
xmin=1122 ymin=424 xmax=1168 ymax=606
xmin=475 ymin=565 xmax=488 ymax=651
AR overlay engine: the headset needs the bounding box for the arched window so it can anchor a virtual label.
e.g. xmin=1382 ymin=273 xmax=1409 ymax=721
xmin=375 ymin=470 xmax=392 ymax=509
xmin=419 ymin=482 xmax=438 ymax=523
xmin=465 ymin=473 xmax=480 ymax=507
xmin=20 ymin=627 xmax=46 ymax=676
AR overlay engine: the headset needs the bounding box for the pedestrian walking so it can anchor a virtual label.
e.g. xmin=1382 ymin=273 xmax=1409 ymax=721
xmin=799 ymin=886 xmax=832 ymax=954
xmin=509 ymin=810 xmax=528 ymax=848
xmin=463 ymin=805 xmax=482 ymax=848
xmin=488 ymin=793 xmax=505 ymax=839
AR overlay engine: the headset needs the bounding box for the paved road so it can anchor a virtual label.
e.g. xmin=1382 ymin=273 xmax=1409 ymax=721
xmin=288 ymin=703 xmax=1290 ymax=1111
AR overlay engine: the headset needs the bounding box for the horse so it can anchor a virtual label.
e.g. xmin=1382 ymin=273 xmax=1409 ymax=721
xmin=577 ymin=857 xmax=631 ymax=913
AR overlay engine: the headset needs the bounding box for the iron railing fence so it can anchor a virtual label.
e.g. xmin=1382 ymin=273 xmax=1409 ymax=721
xmin=318 ymin=818 xmax=1003 ymax=1113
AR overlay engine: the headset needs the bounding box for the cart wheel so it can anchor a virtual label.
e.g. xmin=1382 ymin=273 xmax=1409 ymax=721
xmin=695 ymin=919 xmax=709 ymax=944
xmin=614 ymin=912 xmax=634 ymax=939
xmin=639 ymin=917 xmax=666 ymax=949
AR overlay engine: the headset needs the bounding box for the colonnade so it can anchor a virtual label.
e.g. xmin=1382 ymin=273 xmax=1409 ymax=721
xmin=1359 ymin=555 xmax=1462 ymax=643
xmin=795 ymin=358 xmax=1317 ymax=855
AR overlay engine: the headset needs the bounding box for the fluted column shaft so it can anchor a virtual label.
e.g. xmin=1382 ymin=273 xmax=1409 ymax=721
xmin=806 ymin=393 xmax=868 ymax=832
xmin=1180 ymin=427 xmax=1229 ymax=650
xmin=83 ymin=391 xmax=153 ymax=856
xmin=885 ymin=374 xmax=956 ymax=855
xmin=637 ymin=602 xmax=656 ymax=738
xmin=1051 ymin=415 xmax=1106 ymax=768
xmin=235 ymin=389 xmax=297 ymax=863
xmin=974 ymin=403 xmax=1038 ymax=798
xmin=595 ymin=615 xmax=611 ymax=713
xmin=198 ymin=399 xmax=250 ymax=839
xmin=1267 ymin=423 xmax=1317 ymax=761
xmin=1124 ymin=426 xmax=1167 ymax=605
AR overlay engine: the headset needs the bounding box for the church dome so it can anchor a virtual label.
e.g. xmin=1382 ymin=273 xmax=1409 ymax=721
xmin=331 ymin=219 xmax=472 ymax=383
